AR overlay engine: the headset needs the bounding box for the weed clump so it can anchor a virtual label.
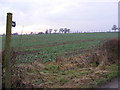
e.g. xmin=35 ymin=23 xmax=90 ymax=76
xmin=101 ymin=38 xmax=120 ymax=64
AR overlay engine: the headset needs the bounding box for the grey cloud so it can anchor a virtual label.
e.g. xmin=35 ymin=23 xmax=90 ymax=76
xmin=1 ymin=0 xmax=118 ymax=33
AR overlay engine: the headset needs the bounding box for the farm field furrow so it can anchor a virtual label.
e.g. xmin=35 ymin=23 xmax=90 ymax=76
xmin=16 ymin=40 xmax=101 ymax=63
xmin=2 ymin=32 xmax=117 ymax=63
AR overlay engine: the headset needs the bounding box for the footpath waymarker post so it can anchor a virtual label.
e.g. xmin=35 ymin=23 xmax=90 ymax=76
xmin=4 ymin=12 xmax=12 ymax=89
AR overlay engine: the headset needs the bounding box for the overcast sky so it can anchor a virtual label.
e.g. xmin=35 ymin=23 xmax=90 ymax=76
xmin=0 ymin=0 xmax=119 ymax=34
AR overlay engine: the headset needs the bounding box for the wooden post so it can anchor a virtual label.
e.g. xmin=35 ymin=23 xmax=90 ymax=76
xmin=4 ymin=12 xmax=12 ymax=88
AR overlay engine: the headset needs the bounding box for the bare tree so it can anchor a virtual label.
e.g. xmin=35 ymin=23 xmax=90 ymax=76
xmin=64 ymin=28 xmax=67 ymax=33
xmin=59 ymin=28 xmax=70 ymax=33
xmin=49 ymin=29 xmax=52 ymax=34
xmin=67 ymin=29 xmax=70 ymax=33
xmin=45 ymin=29 xmax=48 ymax=34
xmin=64 ymin=28 xmax=70 ymax=33
xmin=59 ymin=28 xmax=64 ymax=33
xmin=54 ymin=29 xmax=57 ymax=33
xmin=30 ymin=32 xmax=33 ymax=35
xmin=112 ymin=25 xmax=118 ymax=32
xmin=38 ymin=32 xmax=44 ymax=34
xmin=118 ymin=28 xmax=120 ymax=32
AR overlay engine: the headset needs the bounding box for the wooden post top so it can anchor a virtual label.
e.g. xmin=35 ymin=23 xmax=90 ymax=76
xmin=7 ymin=13 xmax=12 ymax=15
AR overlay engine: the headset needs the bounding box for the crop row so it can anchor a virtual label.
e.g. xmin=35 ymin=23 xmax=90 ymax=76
xmin=2 ymin=32 xmax=118 ymax=49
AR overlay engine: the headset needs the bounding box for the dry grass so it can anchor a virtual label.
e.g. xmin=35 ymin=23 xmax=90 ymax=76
xmin=101 ymin=38 xmax=120 ymax=64
xmin=7 ymin=38 xmax=119 ymax=88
